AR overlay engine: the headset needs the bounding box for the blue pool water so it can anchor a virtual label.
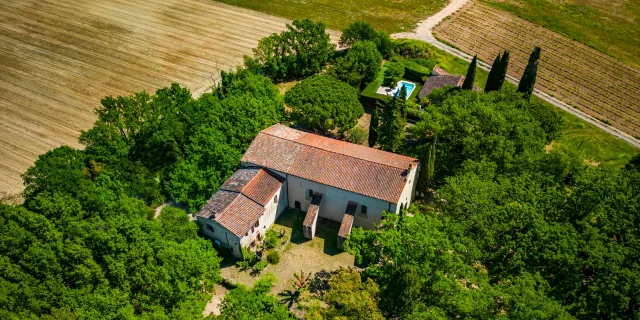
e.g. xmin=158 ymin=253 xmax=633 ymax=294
xmin=393 ymin=81 xmax=416 ymax=99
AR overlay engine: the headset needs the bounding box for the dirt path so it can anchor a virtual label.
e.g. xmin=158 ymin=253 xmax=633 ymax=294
xmin=391 ymin=0 xmax=640 ymax=149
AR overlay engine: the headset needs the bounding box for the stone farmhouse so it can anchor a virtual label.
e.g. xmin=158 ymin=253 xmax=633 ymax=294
xmin=417 ymin=65 xmax=481 ymax=100
xmin=196 ymin=124 xmax=420 ymax=258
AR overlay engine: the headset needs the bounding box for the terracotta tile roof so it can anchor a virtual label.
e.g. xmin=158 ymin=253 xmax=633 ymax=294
xmin=338 ymin=201 xmax=357 ymax=237
xmin=242 ymin=125 xmax=418 ymax=203
xmin=418 ymin=75 xmax=465 ymax=99
xmin=303 ymin=193 xmax=323 ymax=227
xmin=198 ymin=168 xmax=284 ymax=237
xmin=432 ymin=65 xmax=450 ymax=76
xmin=212 ymin=194 xmax=264 ymax=237
xmin=239 ymin=169 xmax=285 ymax=206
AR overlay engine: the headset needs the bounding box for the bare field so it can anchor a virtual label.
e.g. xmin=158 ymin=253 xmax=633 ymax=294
xmin=0 ymin=0 xmax=339 ymax=197
xmin=434 ymin=2 xmax=640 ymax=139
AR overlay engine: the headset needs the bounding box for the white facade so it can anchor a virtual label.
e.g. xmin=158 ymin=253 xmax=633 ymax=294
xmin=199 ymin=184 xmax=288 ymax=258
xmin=272 ymin=164 xmax=419 ymax=230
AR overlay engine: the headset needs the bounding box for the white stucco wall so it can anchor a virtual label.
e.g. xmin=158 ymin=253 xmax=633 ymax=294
xmin=286 ymin=174 xmax=392 ymax=230
xmin=199 ymin=183 xmax=288 ymax=258
xmin=393 ymin=163 xmax=419 ymax=214
xmin=197 ymin=216 xmax=242 ymax=257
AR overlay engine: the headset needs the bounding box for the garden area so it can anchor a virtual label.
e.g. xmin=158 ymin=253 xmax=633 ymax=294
xmin=219 ymin=209 xmax=355 ymax=295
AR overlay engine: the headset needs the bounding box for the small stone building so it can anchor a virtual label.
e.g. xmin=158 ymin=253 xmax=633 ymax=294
xmin=197 ymin=124 xmax=419 ymax=258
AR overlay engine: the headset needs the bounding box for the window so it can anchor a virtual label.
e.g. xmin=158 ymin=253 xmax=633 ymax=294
xmin=251 ymin=226 xmax=255 ymax=233
xmin=306 ymin=189 xmax=314 ymax=200
xmin=361 ymin=205 xmax=368 ymax=217
xmin=254 ymin=220 xmax=259 ymax=228
xmin=206 ymin=224 xmax=214 ymax=232
xmin=274 ymin=195 xmax=278 ymax=203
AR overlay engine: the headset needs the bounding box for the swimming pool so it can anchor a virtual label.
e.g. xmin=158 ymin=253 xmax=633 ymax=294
xmin=391 ymin=81 xmax=416 ymax=99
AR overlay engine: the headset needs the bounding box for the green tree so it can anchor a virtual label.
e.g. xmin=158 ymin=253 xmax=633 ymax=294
xmin=498 ymin=50 xmax=510 ymax=90
xmin=462 ymin=55 xmax=477 ymax=90
xmin=245 ymin=19 xmax=335 ymax=81
xmin=518 ymin=46 xmax=541 ymax=101
xmin=329 ymin=40 xmax=382 ymax=89
xmin=0 ymin=197 xmax=222 ymax=319
xmin=217 ymin=276 xmax=293 ymax=319
xmin=167 ymin=126 xmax=242 ymax=211
xmin=411 ymin=90 xmax=547 ymax=179
xmin=484 ymin=53 xmax=502 ymax=93
xmin=626 ymin=153 xmax=640 ymax=171
xmin=285 ymin=75 xmax=364 ymax=135
xmin=368 ymin=108 xmax=379 ymax=147
xmin=527 ymin=102 xmax=563 ymax=142
xmin=383 ymin=61 xmax=405 ymax=87
xmin=321 ymin=268 xmax=384 ymax=320
xmin=376 ymin=87 xmax=407 ymax=152
xmin=417 ymin=136 xmax=436 ymax=194
xmin=339 ymin=21 xmax=392 ymax=58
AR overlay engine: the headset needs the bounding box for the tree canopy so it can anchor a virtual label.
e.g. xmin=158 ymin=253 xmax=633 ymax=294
xmin=285 ymin=74 xmax=364 ymax=135
xmin=329 ymin=40 xmax=382 ymax=89
xmin=245 ymin=19 xmax=335 ymax=82
xmin=339 ymin=21 xmax=392 ymax=58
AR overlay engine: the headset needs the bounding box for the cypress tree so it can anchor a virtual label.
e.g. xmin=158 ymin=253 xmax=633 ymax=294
xmin=484 ymin=53 xmax=502 ymax=93
xmin=462 ymin=55 xmax=477 ymax=90
xmin=518 ymin=47 xmax=541 ymax=100
xmin=497 ymin=50 xmax=510 ymax=90
xmin=368 ymin=108 xmax=379 ymax=147
xmin=417 ymin=134 xmax=437 ymax=195
xmin=520 ymin=61 xmax=539 ymax=101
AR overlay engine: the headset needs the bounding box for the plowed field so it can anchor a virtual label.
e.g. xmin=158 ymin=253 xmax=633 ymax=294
xmin=0 ymin=0 xmax=339 ymax=197
xmin=434 ymin=2 xmax=640 ymax=140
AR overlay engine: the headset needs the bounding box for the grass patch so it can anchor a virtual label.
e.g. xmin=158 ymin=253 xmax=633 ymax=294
xmin=553 ymin=109 xmax=638 ymax=168
xmin=481 ymin=0 xmax=640 ymax=68
xmin=214 ymin=0 xmax=448 ymax=33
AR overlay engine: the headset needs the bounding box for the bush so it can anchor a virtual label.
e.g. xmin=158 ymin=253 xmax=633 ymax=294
xmin=254 ymin=260 xmax=269 ymax=272
xmin=393 ymin=39 xmax=432 ymax=59
xmin=267 ymin=251 xmax=280 ymax=264
xmin=265 ymin=229 xmax=279 ymax=249
xmin=403 ymin=59 xmax=435 ymax=83
xmin=237 ymin=247 xmax=259 ymax=270
xmin=345 ymin=127 xmax=368 ymax=145
xmin=383 ymin=62 xmax=405 ymax=87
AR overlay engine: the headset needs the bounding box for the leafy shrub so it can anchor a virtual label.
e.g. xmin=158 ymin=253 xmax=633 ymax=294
xmin=237 ymin=247 xmax=259 ymax=270
xmin=403 ymin=59 xmax=436 ymax=83
xmin=267 ymin=251 xmax=280 ymax=264
xmin=265 ymin=229 xmax=280 ymax=249
xmin=345 ymin=127 xmax=368 ymax=145
xmin=393 ymin=39 xmax=432 ymax=59
xmin=383 ymin=62 xmax=405 ymax=87
xmin=254 ymin=260 xmax=269 ymax=272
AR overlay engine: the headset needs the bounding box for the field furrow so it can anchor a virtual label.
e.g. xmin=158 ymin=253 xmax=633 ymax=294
xmin=434 ymin=2 xmax=640 ymax=138
xmin=0 ymin=0 xmax=323 ymax=197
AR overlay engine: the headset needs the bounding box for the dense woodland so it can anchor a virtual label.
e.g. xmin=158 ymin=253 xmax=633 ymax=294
xmin=1 ymin=19 xmax=639 ymax=320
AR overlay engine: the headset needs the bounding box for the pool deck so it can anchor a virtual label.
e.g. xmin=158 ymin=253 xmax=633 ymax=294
xmin=376 ymin=80 xmax=416 ymax=99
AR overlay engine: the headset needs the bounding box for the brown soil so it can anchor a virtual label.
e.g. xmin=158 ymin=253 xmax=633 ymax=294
xmin=0 ymin=0 xmax=340 ymax=197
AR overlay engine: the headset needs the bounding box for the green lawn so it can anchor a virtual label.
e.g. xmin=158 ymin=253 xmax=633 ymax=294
xmin=215 ymin=0 xmax=448 ymax=33
xmin=361 ymin=62 xmax=423 ymax=104
xmin=481 ymin=0 xmax=640 ymax=69
xmin=411 ymin=41 xmax=639 ymax=167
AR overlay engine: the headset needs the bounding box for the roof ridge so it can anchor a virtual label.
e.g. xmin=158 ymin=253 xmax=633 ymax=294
xmin=219 ymin=187 xmax=265 ymax=209
xmin=260 ymin=129 xmax=417 ymax=171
